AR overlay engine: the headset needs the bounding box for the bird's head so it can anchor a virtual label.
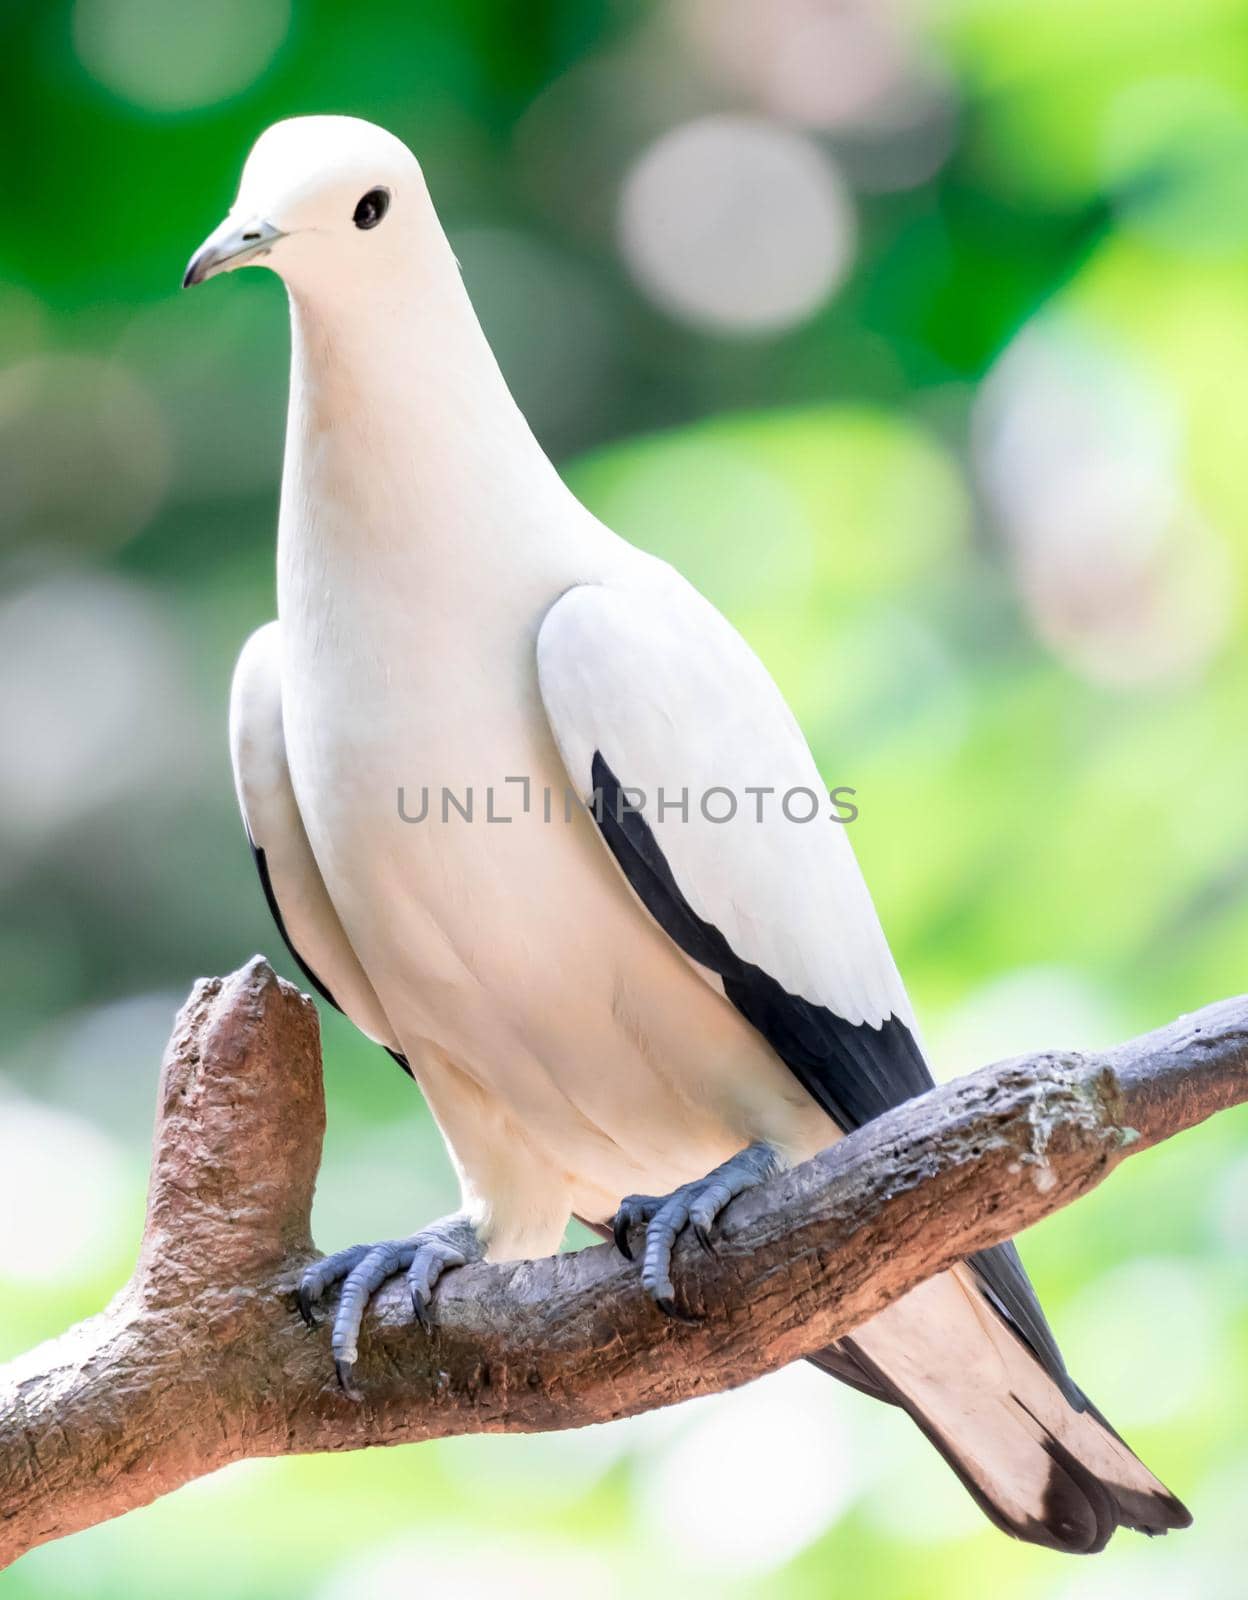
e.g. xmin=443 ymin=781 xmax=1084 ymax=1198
xmin=182 ymin=116 xmax=424 ymax=293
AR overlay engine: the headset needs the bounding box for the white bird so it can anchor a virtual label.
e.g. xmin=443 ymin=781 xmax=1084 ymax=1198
xmin=186 ymin=116 xmax=1189 ymax=1553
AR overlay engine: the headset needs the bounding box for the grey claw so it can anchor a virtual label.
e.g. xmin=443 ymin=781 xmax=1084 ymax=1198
xmin=297 ymin=1282 xmax=318 ymax=1328
xmin=621 ymin=1146 xmax=779 ymax=1321
xmin=410 ymin=1287 xmax=432 ymax=1332
xmin=335 ymin=1358 xmax=362 ymax=1401
xmin=653 ymin=1295 xmax=701 ymax=1325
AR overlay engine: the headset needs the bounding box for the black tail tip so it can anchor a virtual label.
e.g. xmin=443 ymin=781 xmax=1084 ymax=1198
xmin=1115 ymin=1486 xmax=1194 ymax=1537
xmin=1036 ymin=1447 xmax=1193 ymax=1555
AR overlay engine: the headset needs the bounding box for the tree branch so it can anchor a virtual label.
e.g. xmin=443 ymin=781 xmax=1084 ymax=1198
xmin=1 ymin=958 xmax=1244 ymax=1568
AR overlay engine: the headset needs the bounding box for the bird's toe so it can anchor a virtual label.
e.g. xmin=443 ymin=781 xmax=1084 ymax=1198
xmin=335 ymin=1356 xmax=362 ymax=1402
xmin=639 ymin=1189 xmax=697 ymax=1311
xmin=298 ymin=1215 xmax=485 ymax=1398
xmin=327 ymin=1239 xmax=419 ymax=1389
xmin=297 ymin=1281 xmax=318 ymax=1329
xmin=652 ymin=1294 xmax=702 ymax=1325
xmin=297 ymin=1242 xmax=372 ymax=1327
xmin=611 ymin=1193 xmax=660 ymax=1261
xmin=404 ymin=1229 xmax=471 ymax=1331
xmin=617 ymin=1143 xmax=782 ymax=1318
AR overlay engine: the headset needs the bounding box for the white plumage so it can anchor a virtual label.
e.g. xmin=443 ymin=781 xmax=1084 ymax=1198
xmin=230 ymin=621 xmax=398 ymax=1049
xmin=194 ymin=115 xmax=1188 ymax=1552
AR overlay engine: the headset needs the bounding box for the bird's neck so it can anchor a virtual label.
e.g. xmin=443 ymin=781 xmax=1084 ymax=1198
xmin=276 ymin=246 xmax=585 ymax=627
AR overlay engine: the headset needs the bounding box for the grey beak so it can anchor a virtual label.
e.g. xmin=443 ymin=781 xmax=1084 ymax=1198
xmin=182 ymin=216 xmax=285 ymax=288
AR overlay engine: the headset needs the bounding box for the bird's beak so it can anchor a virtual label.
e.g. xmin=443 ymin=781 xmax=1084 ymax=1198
xmin=182 ymin=215 xmax=285 ymax=288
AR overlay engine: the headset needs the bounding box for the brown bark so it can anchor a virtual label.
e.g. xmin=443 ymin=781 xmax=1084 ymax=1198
xmin=1 ymin=958 xmax=1244 ymax=1568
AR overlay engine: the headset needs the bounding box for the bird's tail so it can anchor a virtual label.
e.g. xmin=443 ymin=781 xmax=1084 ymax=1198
xmin=829 ymin=1265 xmax=1191 ymax=1554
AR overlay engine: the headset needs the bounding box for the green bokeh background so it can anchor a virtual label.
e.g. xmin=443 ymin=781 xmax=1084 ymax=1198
xmin=1 ymin=1 xmax=1246 ymax=1595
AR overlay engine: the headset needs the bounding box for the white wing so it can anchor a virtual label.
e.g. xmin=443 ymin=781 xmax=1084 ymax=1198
xmin=537 ymin=575 xmax=914 ymax=1035
xmin=536 ymin=573 xmax=1101 ymax=1421
xmin=230 ymin=622 xmax=400 ymax=1053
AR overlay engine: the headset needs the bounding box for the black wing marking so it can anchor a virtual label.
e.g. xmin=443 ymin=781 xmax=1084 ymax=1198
xmin=589 ymin=751 xmax=1076 ymax=1403
xmin=248 ymin=837 xmax=413 ymax=1080
xmin=251 ymin=839 xmax=339 ymax=1009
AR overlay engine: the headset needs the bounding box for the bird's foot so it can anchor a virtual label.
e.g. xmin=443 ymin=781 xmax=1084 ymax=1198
xmin=612 ymin=1142 xmax=781 ymax=1319
xmin=297 ymin=1212 xmax=483 ymax=1399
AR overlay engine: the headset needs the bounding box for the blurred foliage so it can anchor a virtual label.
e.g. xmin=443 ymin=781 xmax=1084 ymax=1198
xmin=1 ymin=0 xmax=1246 ymax=1596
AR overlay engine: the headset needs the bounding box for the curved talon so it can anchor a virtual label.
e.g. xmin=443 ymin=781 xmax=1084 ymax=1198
xmin=653 ymin=1295 xmax=702 ymax=1325
xmin=335 ymin=1357 xmax=362 ymax=1402
xmin=296 ymin=1242 xmax=371 ymax=1332
xmin=612 ymin=1145 xmax=780 ymax=1317
xmin=297 ymin=1283 xmax=318 ymax=1328
xmin=405 ymin=1237 xmax=468 ymax=1333
xmin=410 ymin=1286 xmax=432 ymax=1332
xmin=613 ymin=1195 xmax=658 ymax=1262
xmin=293 ymin=1218 xmax=483 ymax=1396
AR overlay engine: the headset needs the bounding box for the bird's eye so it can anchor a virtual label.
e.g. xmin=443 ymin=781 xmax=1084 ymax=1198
xmin=353 ymin=187 xmax=391 ymax=230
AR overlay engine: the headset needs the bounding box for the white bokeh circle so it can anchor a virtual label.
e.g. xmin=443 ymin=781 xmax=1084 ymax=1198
xmin=74 ymin=0 xmax=291 ymax=112
xmin=619 ymin=116 xmax=856 ymax=335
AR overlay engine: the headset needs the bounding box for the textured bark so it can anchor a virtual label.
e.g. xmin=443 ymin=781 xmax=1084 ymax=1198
xmin=1 ymin=958 xmax=1244 ymax=1568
